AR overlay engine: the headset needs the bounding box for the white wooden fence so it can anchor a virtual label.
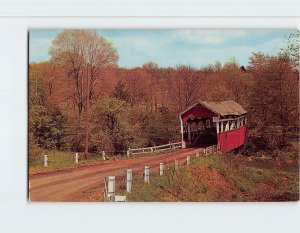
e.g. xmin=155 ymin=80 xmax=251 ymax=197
xmin=127 ymin=142 xmax=182 ymax=156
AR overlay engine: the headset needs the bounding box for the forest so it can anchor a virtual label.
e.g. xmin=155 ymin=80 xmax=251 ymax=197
xmin=29 ymin=30 xmax=299 ymax=162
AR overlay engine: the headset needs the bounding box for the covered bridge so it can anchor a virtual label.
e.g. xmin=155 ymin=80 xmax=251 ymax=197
xmin=179 ymin=100 xmax=247 ymax=153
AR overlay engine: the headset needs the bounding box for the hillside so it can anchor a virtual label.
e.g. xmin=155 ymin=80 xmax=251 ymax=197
xmin=122 ymin=153 xmax=299 ymax=202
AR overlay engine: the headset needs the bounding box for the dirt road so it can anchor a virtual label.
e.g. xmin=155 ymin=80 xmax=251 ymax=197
xmin=29 ymin=148 xmax=203 ymax=202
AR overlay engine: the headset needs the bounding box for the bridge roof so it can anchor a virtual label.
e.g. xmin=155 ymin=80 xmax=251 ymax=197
xmin=199 ymin=100 xmax=247 ymax=116
xmin=180 ymin=100 xmax=247 ymax=118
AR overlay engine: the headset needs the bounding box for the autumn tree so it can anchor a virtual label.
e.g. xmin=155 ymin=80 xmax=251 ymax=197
xmin=49 ymin=29 xmax=119 ymax=116
xmin=169 ymin=65 xmax=202 ymax=112
xmin=29 ymin=68 xmax=45 ymax=107
xmin=111 ymin=79 xmax=130 ymax=103
xmin=221 ymin=60 xmax=253 ymax=107
xmin=248 ymin=53 xmax=299 ymax=150
xmin=49 ymin=30 xmax=119 ymax=157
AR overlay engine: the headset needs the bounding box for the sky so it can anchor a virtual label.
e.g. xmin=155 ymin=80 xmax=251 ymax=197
xmin=29 ymin=29 xmax=295 ymax=68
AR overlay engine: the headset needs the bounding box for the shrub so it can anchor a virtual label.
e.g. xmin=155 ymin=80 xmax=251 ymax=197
xmin=28 ymin=133 xmax=43 ymax=163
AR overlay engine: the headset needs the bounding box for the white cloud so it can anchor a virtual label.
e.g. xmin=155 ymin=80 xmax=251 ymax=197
xmin=172 ymin=30 xmax=248 ymax=45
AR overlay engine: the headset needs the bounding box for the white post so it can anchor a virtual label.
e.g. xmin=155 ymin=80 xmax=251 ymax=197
xmin=196 ymin=152 xmax=199 ymax=158
xmin=127 ymin=148 xmax=130 ymax=157
xmin=159 ymin=163 xmax=164 ymax=176
xmin=186 ymin=156 xmax=191 ymax=165
xmin=106 ymin=176 xmax=115 ymax=201
xmin=126 ymin=169 xmax=132 ymax=193
xmin=174 ymin=160 xmax=179 ymax=170
xmin=44 ymin=154 xmax=48 ymax=167
xmin=75 ymin=153 xmax=79 ymax=164
xmin=216 ymin=122 xmax=219 ymax=134
xmin=221 ymin=121 xmax=224 ymax=132
xmin=225 ymin=121 xmax=229 ymax=131
xmin=102 ymin=151 xmax=106 ymax=160
xmin=144 ymin=166 xmax=150 ymax=183
xmin=179 ymin=117 xmax=185 ymax=148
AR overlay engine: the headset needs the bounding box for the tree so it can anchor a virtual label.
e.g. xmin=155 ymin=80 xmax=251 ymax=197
xmin=49 ymin=29 xmax=119 ymax=116
xmin=248 ymin=53 xmax=299 ymax=150
xmin=169 ymin=66 xmax=202 ymax=112
xmin=281 ymin=30 xmax=300 ymax=68
xmin=221 ymin=60 xmax=253 ymax=107
xmin=90 ymin=97 xmax=146 ymax=152
xmin=111 ymin=80 xmax=130 ymax=103
xmin=49 ymin=29 xmax=119 ymax=158
xmin=29 ymin=68 xmax=45 ymax=107
xmin=145 ymin=107 xmax=179 ymax=146
xmin=29 ymin=105 xmax=67 ymax=150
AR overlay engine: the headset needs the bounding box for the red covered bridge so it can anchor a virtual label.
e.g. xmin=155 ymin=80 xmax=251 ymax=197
xmin=179 ymin=100 xmax=247 ymax=153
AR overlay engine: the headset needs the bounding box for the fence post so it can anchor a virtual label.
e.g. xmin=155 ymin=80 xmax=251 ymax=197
xmin=44 ymin=154 xmax=48 ymax=167
xmin=127 ymin=148 xmax=131 ymax=158
xmin=186 ymin=156 xmax=191 ymax=165
xmin=102 ymin=151 xmax=106 ymax=160
xmin=75 ymin=153 xmax=79 ymax=164
xmin=105 ymin=176 xmax=115 ymax=201
xmin=159 ymin=163 xmax=164 ymax=176
xmin=126 ymin=169 xmax=133 ymax=193
xmin=174 ymin=160 xmax=179 ymax=171
xmin=144 ymin=166 xmax=150 ymax=183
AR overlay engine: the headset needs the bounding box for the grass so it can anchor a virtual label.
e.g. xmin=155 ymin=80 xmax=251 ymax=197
xmin=29 ymin=151 xmax=113 ymax=175
xmin=115 ymin=153 xmax=299 ymax=202
xmin=28 ymin=148 xmax=182 ymax=175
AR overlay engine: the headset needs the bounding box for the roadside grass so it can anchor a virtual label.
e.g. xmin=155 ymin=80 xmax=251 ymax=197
xmin=29 ymin=151 xmax=110 ymax=175
xmin=117 ymin=153 xmax=299 ymax=202
xmin=28 ymin=148 xmax=182 ymax=175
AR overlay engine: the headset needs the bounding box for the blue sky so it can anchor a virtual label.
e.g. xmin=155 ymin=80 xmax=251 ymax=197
xmin=29 ymin=29 xmax=295 ymax=68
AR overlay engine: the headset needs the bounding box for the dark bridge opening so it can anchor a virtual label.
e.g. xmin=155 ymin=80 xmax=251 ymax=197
xmin=183 ymin=118 xmax=218 ymax=148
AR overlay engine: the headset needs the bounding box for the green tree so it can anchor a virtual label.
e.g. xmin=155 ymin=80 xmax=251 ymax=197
xmin=90 ymin=97 xmax=146 ymax=152
xmin=144 ymin=107 xmax=179 ymax=146
xmin=29 ymin=105 xmax=67 ymax=150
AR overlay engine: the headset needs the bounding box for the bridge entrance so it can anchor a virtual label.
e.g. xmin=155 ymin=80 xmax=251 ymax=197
xmin=183 ymin=118 xmax=217 ymax=147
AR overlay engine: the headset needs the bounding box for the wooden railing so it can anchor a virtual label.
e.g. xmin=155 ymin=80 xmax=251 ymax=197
xmin=127 ymin=142 xmax=182 ymax=156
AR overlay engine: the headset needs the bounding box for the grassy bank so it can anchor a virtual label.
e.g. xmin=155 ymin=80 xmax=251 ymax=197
xmin=29 ymin=151 xmax=108 ymax=174
xmin=28 ymin=148 xmax=182 ymax=175
xmin=117 ymin=154 xmax=299 ymax=202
